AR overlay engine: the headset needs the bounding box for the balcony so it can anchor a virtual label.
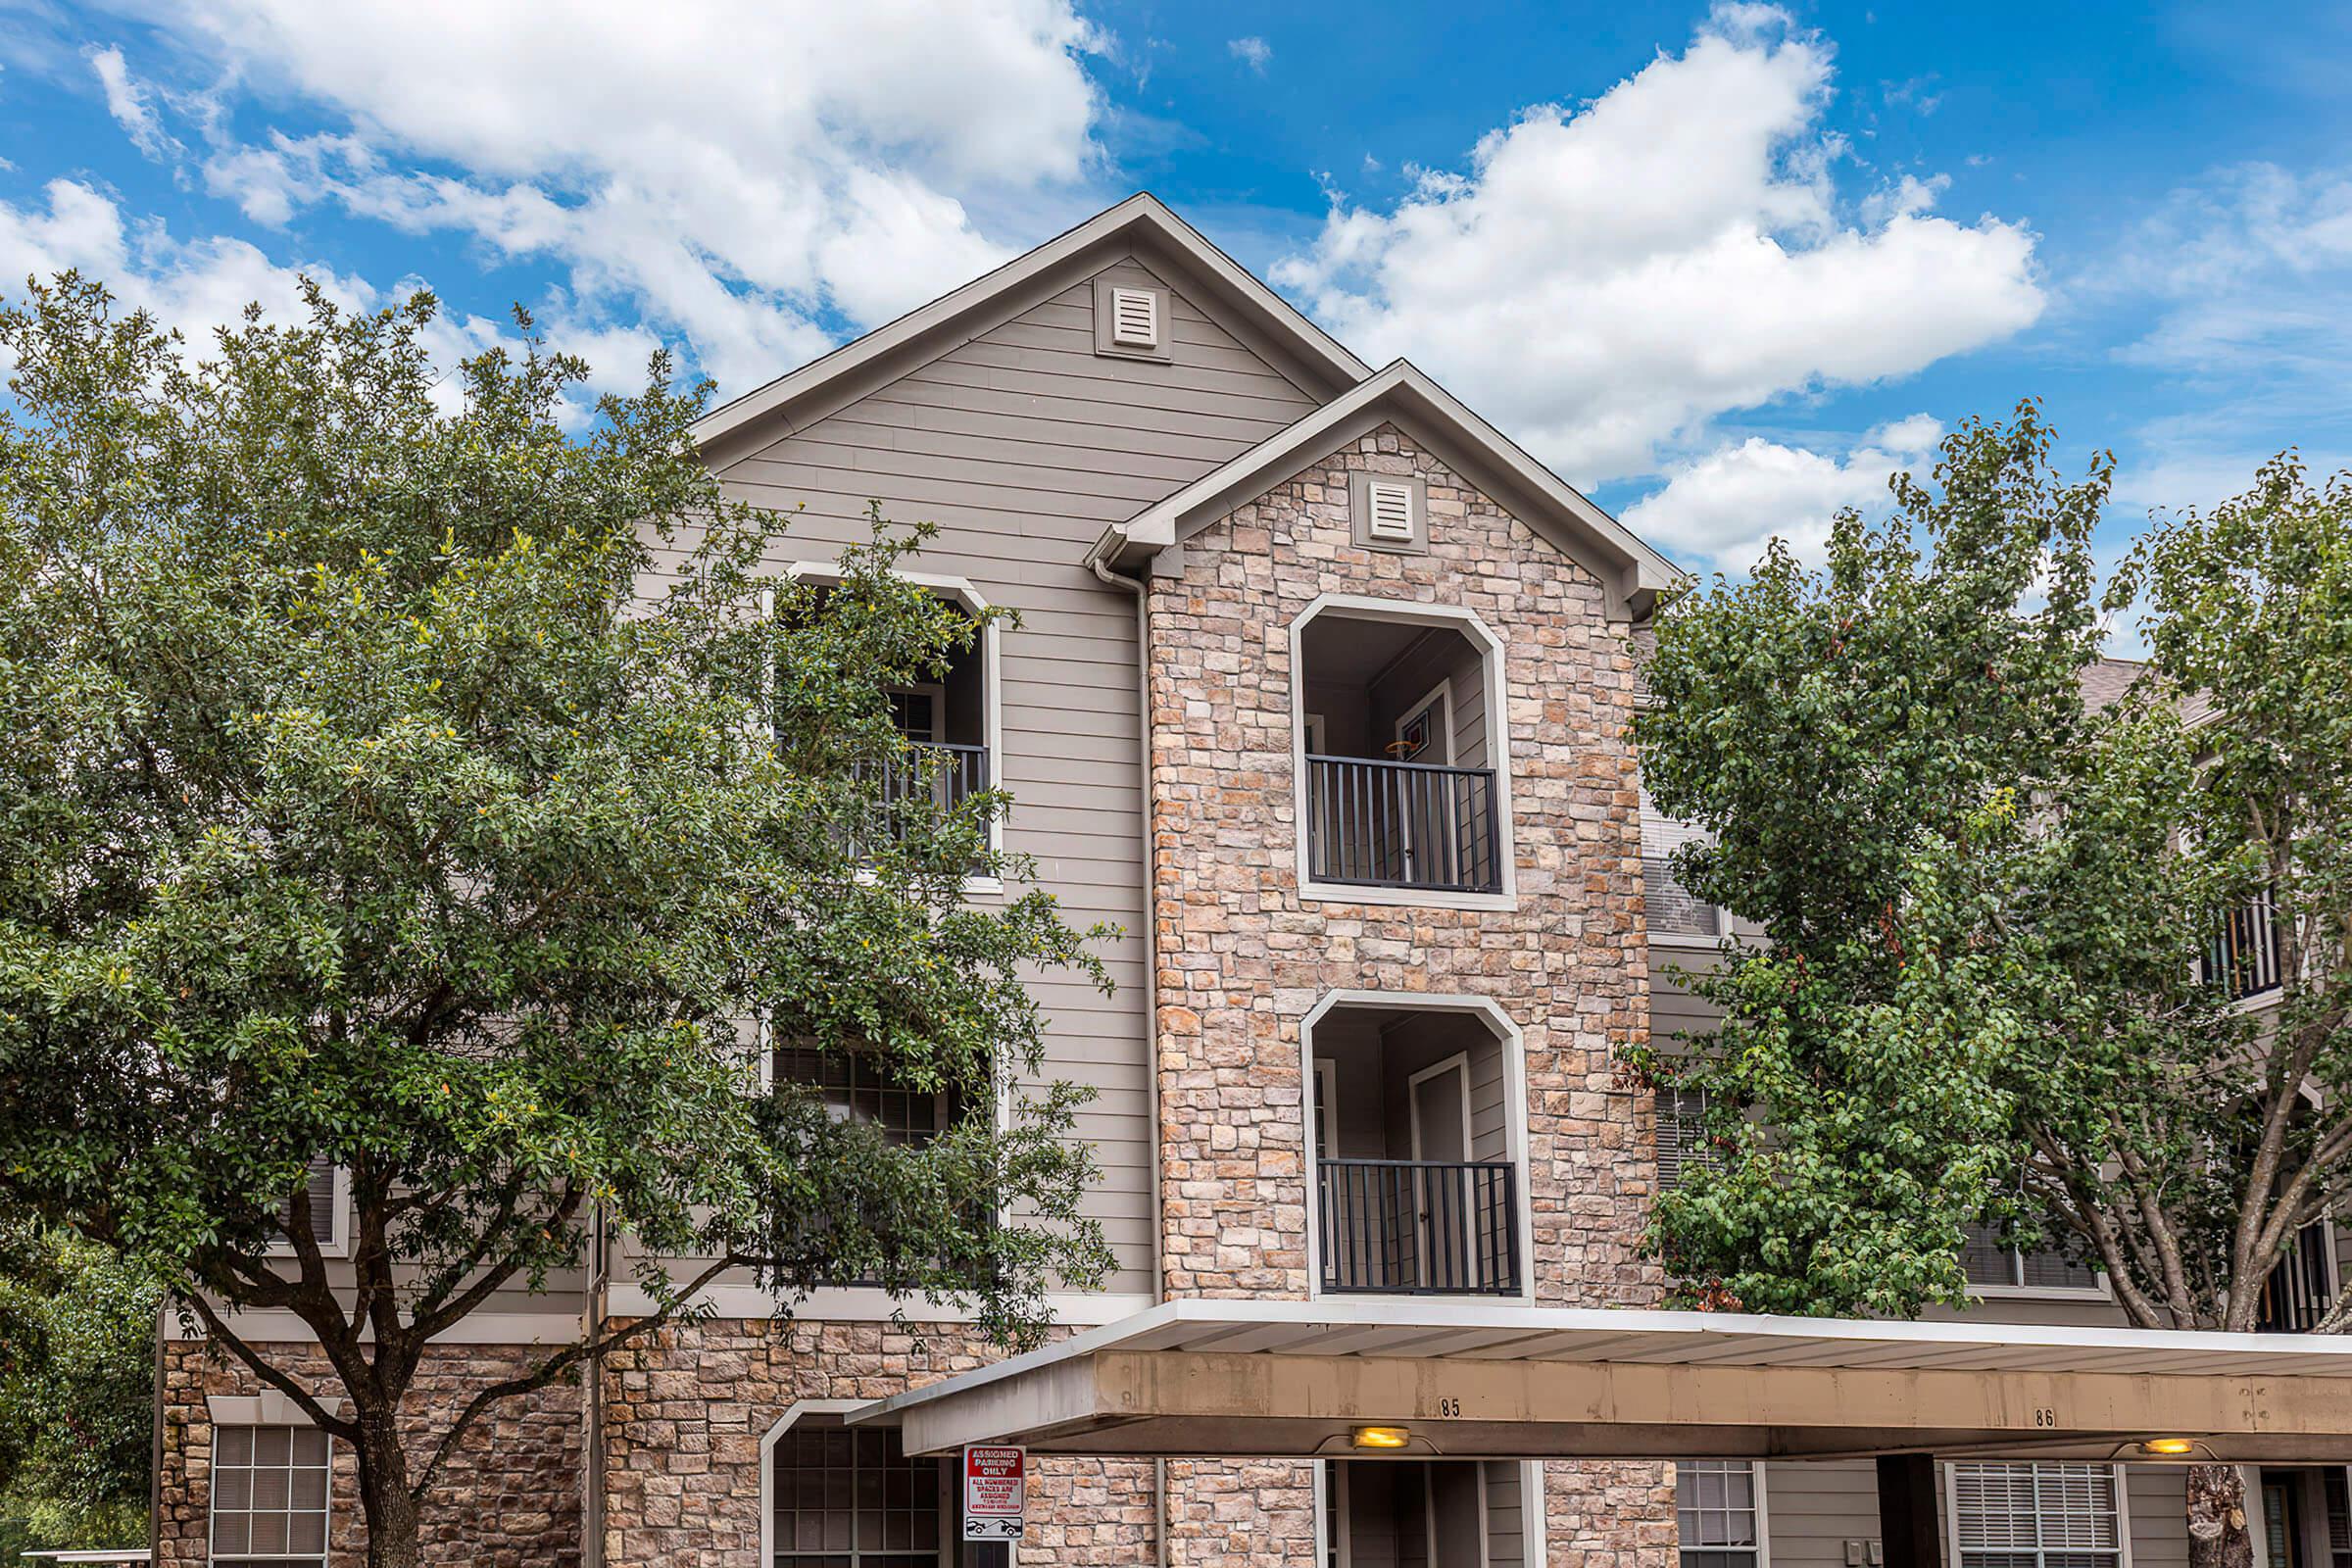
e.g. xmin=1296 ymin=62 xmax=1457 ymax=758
xmin=1303 ymin=755 xmax=1500 ymax=894
xmin=2257 ymin=1221 xmax=2334 ymax=1333
xmin=1310 ymin=1001 xmax=1526 ymax=1298
xmin=1297 ymin=606 xmax=1505 ymax=898
xmin=2207 ymin=887 xmax=2282 ymax=1001
xmin=1317 ymin=1157 xmax=1520 ymax=1296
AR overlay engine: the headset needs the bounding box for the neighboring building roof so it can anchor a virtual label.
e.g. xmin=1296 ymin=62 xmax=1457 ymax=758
xmin=687 ymin=192 xmax=1372 ymax=458
xmin=1091 ymin=360 xmax=1689 ymax=619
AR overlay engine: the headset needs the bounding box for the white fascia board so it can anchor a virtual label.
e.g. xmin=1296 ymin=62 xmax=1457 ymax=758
xmin=1109 ymin=361 xmax=1688 ymax=603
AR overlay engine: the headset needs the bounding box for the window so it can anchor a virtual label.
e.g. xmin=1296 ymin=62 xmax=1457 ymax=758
xmin=772 ymin=1046 xmax=957 ymax=1148
xmin=1678 ymin=1460 xmax=1764 ymax=1568
xmin=1962 ymin=1223 xmax=2098 ymax=1294
xmin=270 ymin=1157 xmax=344 ymax=1256
xmin=210 ymin=1424 xmax=331 ymax=1566
xmin=1655 ymin=1088 xmax=1722 ymax=1192
xmin=770 ymin=1422 xmax=949 ymax=1566
xmin=1642 ymin=789 xmax=1720 ymax=939
xmin=1948 ymin=1462 xmax=2123 ymax=1568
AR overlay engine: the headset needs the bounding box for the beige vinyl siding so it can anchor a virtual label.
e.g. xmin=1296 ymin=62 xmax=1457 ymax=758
xmin=1762 ymin=1460 xmax=1881 ymax=1568
xmin=1759 ymin=1460 xmax=2186 ymax=1568
xmin=1485 ymin=1461 xmax=1527 ymax=1568
xmin=663 ymin=249 xmax=1320 ymax=1298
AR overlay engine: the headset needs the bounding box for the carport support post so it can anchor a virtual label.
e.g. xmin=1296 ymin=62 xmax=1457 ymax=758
xmin=1878 ymin=1454 xmax=1944 ymax=1568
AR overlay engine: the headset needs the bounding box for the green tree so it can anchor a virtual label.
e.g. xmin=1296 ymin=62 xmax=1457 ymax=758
xmin=1633 ymin=403 xmax=2350 ymax=1568
xmin=0 ymin=1221 xmax=161 ymax=1556
xmin=0 ymin=276 xmax=1114 ymax=1568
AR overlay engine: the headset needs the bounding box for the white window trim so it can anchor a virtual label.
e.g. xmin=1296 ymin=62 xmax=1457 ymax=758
xmin=1313 ymin=1455 xmax=1549 ymax=1568
xmin=266 ymin=1163 xmax=351 ymax=1260
xmin=758 ymin=1404 xmax=984 ymax=1567
xmin=1299 ymin=989 xmax=1535 ymax=1307
xmin=1288 ymin=594 xmax=1518 ymax=911
xmin=207 ymin=1421 xmax=335 ymax=1568
xmin=1942 ymin=1460 xmax=2132 ymax=1568
xmin=1963 ymin=1228 xmax=2113 ymax=1303
xmin=777 ymin=563 xmax=1004 ymax=897
xmin=1676 ymin=1458 xmax=1771 ymax=1568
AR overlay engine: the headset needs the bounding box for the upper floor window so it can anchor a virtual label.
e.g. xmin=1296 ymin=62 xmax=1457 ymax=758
xmin=1947 ymin=1463 xmax=2122 ymax=1568
xmin=1678 ymin=1460 xmax=1764 ymax=1568
xmin=772 ymin=1044 xmax=958 ymax=1148
xmin=1654 ymin=1087 xmax=1722 ymax=1192
xmin=1960 ymin=1223 xmax=2098 ymax=1295
xmin=1293 ymin=601 xmax=1509 ymax=902
xmin=782 ymin=568 xmax=999 ymax=874
xmin=210 ymin=1423 xmax=332 ymax=1566
xmin=269 ymin=1156 xmax=347 ymax=1257
xmin=1640 ymin=788 xmax=1720 ymax=940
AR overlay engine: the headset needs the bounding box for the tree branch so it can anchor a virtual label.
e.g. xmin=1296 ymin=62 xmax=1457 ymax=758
xmin=181 ymin=1292 xmax=362 ymax=1444
xmin=407 ymin=1250 xmax=739 ymax=1503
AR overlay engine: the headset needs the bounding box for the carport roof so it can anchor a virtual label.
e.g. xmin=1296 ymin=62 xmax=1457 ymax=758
xmin=853 ymin=1298 xmax=2352 ymax=1465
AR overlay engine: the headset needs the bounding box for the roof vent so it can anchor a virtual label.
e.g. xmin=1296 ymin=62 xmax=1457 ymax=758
xmin=1365 ymin=478 xmax=1417 ymax=542
xmin=1109 ymin=286 xmax=1159 ymax=349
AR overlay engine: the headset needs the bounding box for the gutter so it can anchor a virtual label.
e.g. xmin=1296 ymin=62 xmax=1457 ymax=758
xmin=1086 ymin=551 xmax=1170 ymax=1568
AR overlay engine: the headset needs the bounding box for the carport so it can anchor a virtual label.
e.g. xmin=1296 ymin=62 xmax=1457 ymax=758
xmin=852 ymin=1299 xmax=2352 ymax=1566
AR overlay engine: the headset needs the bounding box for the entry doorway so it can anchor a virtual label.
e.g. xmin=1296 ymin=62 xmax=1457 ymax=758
xmin=1321 ymin=1458 xmax=1533 ymax=1568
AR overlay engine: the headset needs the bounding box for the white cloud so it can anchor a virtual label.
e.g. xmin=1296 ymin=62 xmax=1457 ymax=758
xmin=1272 ymin=5 xmax=2042 ymax=484
xmin=1228 ymin=36 xmax=1271 ymax=74
xmin=0 ymin=178 xmax=654 ymax=428
xmin=99 ymin=0 xmax=1106 ymax=396
xmin=87 ymin=45 xmax=177 ymax=161
xmin=1620 ymin=415 xmax=1942 ymax=572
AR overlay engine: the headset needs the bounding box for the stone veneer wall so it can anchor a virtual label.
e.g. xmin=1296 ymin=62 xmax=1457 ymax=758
xmin=599 ymin=1317 xmax=1156 ymax=1567
xmin=1145 ymin=420 xmax=1672 ymax=1567
xmin=157 ymin=1338 xmax=582 ymax=1568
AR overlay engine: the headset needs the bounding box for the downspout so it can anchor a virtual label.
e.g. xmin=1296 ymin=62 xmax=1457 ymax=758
xmin=1087 ymin=545 xmax=1169 ymax=1568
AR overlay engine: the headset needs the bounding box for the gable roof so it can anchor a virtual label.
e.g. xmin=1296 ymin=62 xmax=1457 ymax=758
xmin=688 ymin=193 xmax=1372 ymax=459
xmin=1089 ymin=360 xmax=1689 ymax=618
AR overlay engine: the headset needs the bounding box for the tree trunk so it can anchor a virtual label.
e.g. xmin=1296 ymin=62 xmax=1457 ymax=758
xmin=2186 ymin=1464 xmax=2255 ymax=1568
xmin=354 ymin=1405 xmax=423 ymax=1568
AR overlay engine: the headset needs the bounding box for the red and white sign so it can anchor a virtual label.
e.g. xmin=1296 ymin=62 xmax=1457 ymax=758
xmin=962 ymin=1445 xmax=1027 ymax=1542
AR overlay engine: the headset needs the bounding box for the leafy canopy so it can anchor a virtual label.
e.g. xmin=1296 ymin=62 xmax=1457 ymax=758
xmin=1634 ymin=403 xmax=2351 ymax=1332
xmin=0 ymin=273 xmax=1114 ymax=1547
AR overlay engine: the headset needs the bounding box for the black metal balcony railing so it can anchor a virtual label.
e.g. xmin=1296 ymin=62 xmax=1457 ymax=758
xmin=848 ymin=742 xmax=989 ymax=854
xmin=1303 ymin=755 xmax=1501 ymax=895
xmin=2257 ymin=1221 xmax=2334 ymax=1333
xmin=2207 ymin=888 xmax=2282 ymax=1001
xmin=1317 ymin=1158 xmax=1521 ymax=1296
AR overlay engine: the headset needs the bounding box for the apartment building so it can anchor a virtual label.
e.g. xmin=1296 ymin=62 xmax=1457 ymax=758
xmin=151 ymin=193 xmax=2334 ymax=1568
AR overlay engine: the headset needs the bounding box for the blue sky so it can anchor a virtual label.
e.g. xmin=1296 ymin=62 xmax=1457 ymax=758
xmin=3 ymin=0 xmax=2348 ymax=609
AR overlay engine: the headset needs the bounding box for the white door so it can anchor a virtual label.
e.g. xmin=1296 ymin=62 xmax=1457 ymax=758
xmin=1408 ymin=1054 xmax=1474 ymax=1290
xmin=1390 ymin=683 xmax=1454 ymax=884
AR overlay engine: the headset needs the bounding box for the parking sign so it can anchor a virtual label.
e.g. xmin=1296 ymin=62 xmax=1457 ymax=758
xmin=962 ymin=1445 xmax=1026 ymax=1542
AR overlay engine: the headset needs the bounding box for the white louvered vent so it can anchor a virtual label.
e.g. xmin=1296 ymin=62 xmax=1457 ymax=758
xmin=1365 ymin=478 xmax=1416 ymax=541
xmin=1108 ymin=286 xmax=1158 ymax=348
